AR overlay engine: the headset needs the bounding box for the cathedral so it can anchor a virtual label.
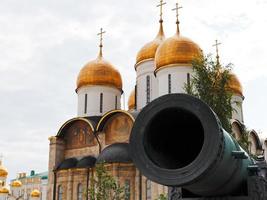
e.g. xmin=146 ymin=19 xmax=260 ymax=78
xmin=47 ymin=1 xmax=263 ymax=200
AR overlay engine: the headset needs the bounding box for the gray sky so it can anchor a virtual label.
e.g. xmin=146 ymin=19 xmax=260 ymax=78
xmin=0 ymin=0 xmax=267 ymax=181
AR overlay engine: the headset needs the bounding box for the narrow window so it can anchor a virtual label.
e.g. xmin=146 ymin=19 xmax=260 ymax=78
xmin=100 ymin=93 xmax=103 ymax=113
xmin=187 ymin=73 xmax=191 ymax=86
xmin=77 ymin=183 xmax=83 ymax=200
xmin=125 ymin=180 xmax=131 ymax=200
xmin=146 ymin=179 xmax=151 ymax=200
xmin=84 ymin=94 xmax=88 ymax=114
xmin=168 ymin=74 xmax=171 ymax=94
xmin=146 ymin=76 xmax=151 ymax=104
xmin=115 ymin=96 xmax=118 ymax=109
xmin=58 ymin=185 xmax=63 ymax=200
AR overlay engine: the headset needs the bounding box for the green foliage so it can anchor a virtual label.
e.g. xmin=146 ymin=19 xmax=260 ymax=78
xmin=88 ymin=163 xmax=126 ymax=200
xmin=155 ymin=194 xmax=168 ymax=200
xmin=185 ymin=54 xmax=233 ymax=132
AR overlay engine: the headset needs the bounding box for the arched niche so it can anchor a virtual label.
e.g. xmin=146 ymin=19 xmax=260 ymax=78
xmin=57 ymin=118 xmax=97 ymax=150
xmin=248 ymin=130 xmax=262 ymax=155
xmin=231 ymin=120 xmax=243 ymax=141
xmin=97 ymin=110 xmax=135 ymax=145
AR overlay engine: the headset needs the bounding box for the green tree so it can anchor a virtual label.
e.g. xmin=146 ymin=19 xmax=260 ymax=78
xmin=89 ymin=163 xmax=126 ymax=200
xmin=184 ymin=54 xmax=233 ymax=132
xmin=155 ymin=194 xmax=168 ymax=200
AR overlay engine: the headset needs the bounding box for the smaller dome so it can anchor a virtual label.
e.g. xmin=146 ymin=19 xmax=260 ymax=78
xmin=76 ymin=56 xmax=123 ymax=92
xmin=227 ymin=73 xmax=243 ymax=96
xmin=155 ymin=34 xmax=202 ymax=72
xmin=128 ymin=89 xmax=136 ymax=110
xmin=0 ymin=187 xmax=9 ymax=194
xmin=57 ymin=158 xmax=78 ymax=170
xmin=0 ymin=164 xmax=8 ymax=177
xmin=97 ymin=143 xmax=132 ymax=164
xmin=76 ymin=156 xmax=96 ymax=168
xmin=11 ymin=180 xmax=22 ymax=187
xmin=136 ymin=23 xmax=165 ymax=67
xmin=31 ymin=189 xmax=41 ymax=198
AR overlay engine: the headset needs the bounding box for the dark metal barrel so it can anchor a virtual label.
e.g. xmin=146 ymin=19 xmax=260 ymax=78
xmin=129 ymin=94 xmax=254 ymax=196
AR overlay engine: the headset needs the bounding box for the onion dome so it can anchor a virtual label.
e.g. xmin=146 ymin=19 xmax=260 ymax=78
xmin=155 ymin=4 xmax=202 ymax=73
xmin=0 ymin=162 xmax=8 ymax=178
xmin=135 ymin=22 xmax=165 ymax=67
xmin=76 ymin=29 xmax=123 ymax=92
xmin=227 ymin=73 xmax=243 ymax=97
xmin=0 ymin=187 xmax=9 ymax=194
xmin=155 ymin=35 xmax=202 ymax=72
xmin=11 ymin=180 xmax=22 ymax=187
xmin=76 ymin=56 xmax=122 ymax=92
xmin=97 ymin=143 xmax=132 ymax=164
xmin=30 ymin=189 xmax=41 ymax=198
xmin=128 ymin=89 xmax=136 ymax=110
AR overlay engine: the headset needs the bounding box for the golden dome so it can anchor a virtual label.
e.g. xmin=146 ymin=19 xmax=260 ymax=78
xmin=136 ymin=23 xmax=165 ymax=67
xmin=128 ymin=89 xmax=136 ymax=110
xmin=0 ymin=163 xmax=8 ymax=177
xmin=76 ymin=56 xmax=122 ymax=92
xmin=31 ymin=189 xmax=41 ymax=198
xmin=11 ymin=180 xmax=22 ymax=187
xmin=155 ymin=34 xmax=202 ymax=72
xmin=0 ymin=187 xmax=9 ymax=194
xmin=227 ymin=73 xmax=243 ymax=96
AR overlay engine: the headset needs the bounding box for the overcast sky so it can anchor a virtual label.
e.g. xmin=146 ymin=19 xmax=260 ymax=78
xmin=0 ymin=0 xmax=267 ymax=181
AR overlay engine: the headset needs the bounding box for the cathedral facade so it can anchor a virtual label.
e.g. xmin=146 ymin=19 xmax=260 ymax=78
xmin=47 ymin=2 xmax=263 ymax=200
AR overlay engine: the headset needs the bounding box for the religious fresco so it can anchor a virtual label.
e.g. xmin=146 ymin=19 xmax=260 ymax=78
xmin=103 ymin=113 xmax=133 ymax=144
xmin=64 ymin=120 xmax=97 ymax=150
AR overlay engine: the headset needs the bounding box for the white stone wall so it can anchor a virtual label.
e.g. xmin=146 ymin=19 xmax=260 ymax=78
xmin=136 ymin=60 xmax=157 ymax=110
xmin=77 ymin=86 xmax=121 ymax=117
xmin=231 ymin=95 xmax=244 ymax=123
xmin=157 ymin=66 xmax=193 ymax=96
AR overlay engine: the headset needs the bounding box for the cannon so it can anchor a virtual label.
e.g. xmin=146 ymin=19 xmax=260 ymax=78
xmin=129 ymin=94 xmax=267 ymax=200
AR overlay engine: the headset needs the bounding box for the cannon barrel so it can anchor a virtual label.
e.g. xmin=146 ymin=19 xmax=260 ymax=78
xmin=129 ymin=94 xmax=254 ymax=196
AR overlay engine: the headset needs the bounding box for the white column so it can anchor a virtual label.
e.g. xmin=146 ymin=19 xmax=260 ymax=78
xmin=77 ymin=86 xmax=121 ymax=116
xmin=136 ymin=60 xmax=157 ymax=110
xmin=157 ymin=66 xmax=193 ymax=97
xmin=231 ymin=95 xmax=244 ymax=123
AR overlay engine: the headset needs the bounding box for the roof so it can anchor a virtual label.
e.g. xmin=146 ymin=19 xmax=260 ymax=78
xmin=11 ymin=171 xmax=48 ymax=182
xmin=57 ymin=156 xmax=97 ymax=170
xmin=97 ymin=143 xmax=132 ymax=164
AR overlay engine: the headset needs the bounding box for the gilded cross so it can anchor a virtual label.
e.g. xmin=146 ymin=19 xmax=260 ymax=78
xmin=97 ymin=28 xmax=106 ymax=47
xmin=157 ymin=0 xmax=167 ymax=21
xmin=213 ymin=39 xmax=222 ymax=64
xmin=172 ymin=2 xmax=183 ymax=34
xmin=172 ymin=2 xmax=183 ymax=21
xmin=97 ymin=28 xmax=106 ymax=57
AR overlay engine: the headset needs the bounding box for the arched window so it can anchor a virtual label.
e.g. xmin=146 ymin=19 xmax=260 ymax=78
xmin=125 ymin=180 xmax=130 ymax=200
xmin=84 ymin=94 xmax=88 ymax=114
xmin=146 ymin=76 xmax=151 ymax=104
xmin=58 ymin=185 xmax=63 ymax=200
xmin=100 ymin=93 xmax=103 ymax=113
xmin=168 ymin=74 xmax=171 ymax=94
xmin=146 ymin=179 xmax=151 ymax=200
xmin=115 ymin=96 xmax=118 ymax=109
xmin=77 ymin=183 xmax=83 ymax=200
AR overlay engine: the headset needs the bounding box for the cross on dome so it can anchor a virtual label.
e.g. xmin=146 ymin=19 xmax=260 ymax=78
xmin=157 ymin=0 xmax=166 ymax=23
xmin=213 ymin=39 xmax=222 ymax=65
xmin=172 ymin=1 xmax=183 ymax=35
xmin=97 ymin=28 xmax=106 ymax=58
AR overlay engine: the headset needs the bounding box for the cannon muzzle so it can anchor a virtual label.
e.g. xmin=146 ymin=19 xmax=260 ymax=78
xmin=129 ymin=94 xmax=253 ymax=196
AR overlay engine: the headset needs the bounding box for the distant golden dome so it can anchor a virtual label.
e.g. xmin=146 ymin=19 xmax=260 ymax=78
xmin=0 ymin=187 xmax=9 ymax=194
xmin=227 ymin=73 xmax=243 ymax=96
xmin=155 ymin=34 xmax=202 ymax=72
xmin=136 ymin=23 xmax=165 ymax=67
xmin=128 ymin=89 xmax=136 ymax=110
xmin=31 ymin=189 xmax=41 ymax=198
xmin=0 ymin=163 xmax=8 ymax=177
xmin=76 ymin=56 xmax=122 ymax=92
xmin=11 ymin=180 xmax=22 ymax=187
